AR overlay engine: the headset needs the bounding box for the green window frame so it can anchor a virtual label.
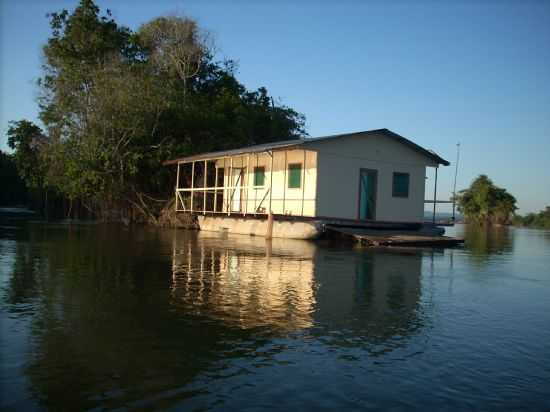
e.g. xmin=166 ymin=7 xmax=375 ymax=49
xmin=288 ymin=163 xmax=302 ymax=189
xmin=253 ymin=166 xmax=265 ymax=187
xmin=392 ymin=172 xmax=410 ymax=198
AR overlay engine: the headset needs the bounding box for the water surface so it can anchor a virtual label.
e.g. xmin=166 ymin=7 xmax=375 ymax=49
xmin=1 ymin=217 xmax=549 ymax=411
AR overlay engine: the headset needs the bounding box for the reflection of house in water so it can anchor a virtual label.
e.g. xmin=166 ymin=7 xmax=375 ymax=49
xmin=171 ymin=231 xmax=426 ymax=348
xmin=313 ymin=248 xmax=424 ymax=349
xmin=171 ymin=231 xmax=317 ymax=331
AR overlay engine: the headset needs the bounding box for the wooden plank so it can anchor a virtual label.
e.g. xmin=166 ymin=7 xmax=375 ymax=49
xmin=324 ymin=225 xmax=464 ymax=248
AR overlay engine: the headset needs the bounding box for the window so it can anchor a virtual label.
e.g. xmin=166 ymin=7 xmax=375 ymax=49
xmin=254 ymin=166 xmax=265 ymax=186
xmin=392 ymin=172 xmax=410 ymax=198
xmin=288 ymin=163 xmax=302 ymax=188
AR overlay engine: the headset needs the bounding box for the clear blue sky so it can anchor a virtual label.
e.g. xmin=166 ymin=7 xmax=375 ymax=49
xmin=1 ymin=0 xmax=549 ymax=213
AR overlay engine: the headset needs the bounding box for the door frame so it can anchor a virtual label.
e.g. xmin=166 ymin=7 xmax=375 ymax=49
xmin=357 ymin=168 xmax=378 ymax=220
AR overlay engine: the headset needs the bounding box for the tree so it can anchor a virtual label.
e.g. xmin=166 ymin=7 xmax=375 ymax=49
xmin=6 ymin=120 xmax=51 ymax=214
xmin=0 ymin=151 xmax=28 ymax=205
xmin=514 ymin=207 xmax=550 ymax=229
xmin=24 ymin=0 xmax=306 ymax=222
xmin=456 ymin=175 xmax=517 ymax=225
xmin=138 ymin=16 xmax=209 ymax=98
xmin=7 ymin=120 xmax=48 ymax=189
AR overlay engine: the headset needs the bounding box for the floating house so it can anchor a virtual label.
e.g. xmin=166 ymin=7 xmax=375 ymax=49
xmin=164 ymin=129 xmax=449 ymax=239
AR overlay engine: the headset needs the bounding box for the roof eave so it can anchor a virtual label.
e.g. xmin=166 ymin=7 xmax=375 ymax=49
xmin=162 ymin=142 xmax=304 ymax=165
xmin=163 ymin=128 xmax=450 ymax=166
xmin=379 ymin=129 xmax=449 ymax=166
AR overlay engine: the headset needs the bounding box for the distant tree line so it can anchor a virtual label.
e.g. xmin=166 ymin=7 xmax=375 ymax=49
xmin=513 ymin=207 xmax=550 ymax=229
xmin=5 ymin=0 xmax=305 ymax=222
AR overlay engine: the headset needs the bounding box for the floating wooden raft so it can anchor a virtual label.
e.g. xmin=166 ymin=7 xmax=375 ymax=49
xmin=325 ymin=225 xmax=464 ymax=248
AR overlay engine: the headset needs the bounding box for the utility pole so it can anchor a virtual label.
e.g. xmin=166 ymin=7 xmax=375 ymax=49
xmin=452 ymin=143 xmax=461 ymax=222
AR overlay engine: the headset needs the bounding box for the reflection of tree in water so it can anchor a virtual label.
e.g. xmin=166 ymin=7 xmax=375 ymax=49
xmin=311 ymin=247 xmax=425 ymax=355
xmin=462 ymin=224 xmax=513 ymax=263
xmin=2 ymin=226 xmax=270 ymax=410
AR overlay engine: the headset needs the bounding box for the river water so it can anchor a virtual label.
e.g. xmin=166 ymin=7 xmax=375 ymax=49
xmin=1 ymin=215 xmax=549 ymax=411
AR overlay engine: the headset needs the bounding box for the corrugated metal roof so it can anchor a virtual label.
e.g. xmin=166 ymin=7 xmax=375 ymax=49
xmin=163 ymin=128 xmax=450 ymax=166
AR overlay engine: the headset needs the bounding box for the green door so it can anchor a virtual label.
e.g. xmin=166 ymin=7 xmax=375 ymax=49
xmin=359 ymin=169 xmax=377 ymax=220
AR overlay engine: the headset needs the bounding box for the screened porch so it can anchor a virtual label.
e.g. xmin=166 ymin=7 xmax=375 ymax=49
xmin=174 ymin=149 xmax=317 ymax=217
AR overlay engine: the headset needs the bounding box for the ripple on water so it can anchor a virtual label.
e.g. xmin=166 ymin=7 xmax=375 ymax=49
xmin=1 ymin=223 xmax=550 ymax=410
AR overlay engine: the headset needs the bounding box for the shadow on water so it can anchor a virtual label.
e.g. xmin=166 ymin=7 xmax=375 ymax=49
xmin=1 ymin=222 xmax=429 ymax=410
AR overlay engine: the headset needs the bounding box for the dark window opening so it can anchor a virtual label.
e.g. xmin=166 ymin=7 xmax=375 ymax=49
xmin=288 ymin=163 xmax=302 ymax=189
xmin=392 ymin=172 xmax=410 ymax=198
xmin=254 ymin=166 xmax=265 ymax=186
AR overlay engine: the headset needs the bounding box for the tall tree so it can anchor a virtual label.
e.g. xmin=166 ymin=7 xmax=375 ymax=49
xmin=14 ymin=0 xmax=306 ymax=222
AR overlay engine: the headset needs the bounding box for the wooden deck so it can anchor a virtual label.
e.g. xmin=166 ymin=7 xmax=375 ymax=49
xmin=325 ymin=225 xmax=464 ymax=248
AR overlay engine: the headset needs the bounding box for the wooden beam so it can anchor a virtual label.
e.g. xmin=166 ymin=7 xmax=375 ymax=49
xmin=254 ymin=152 xmax=258 ymax=215
xmin=268 ymin=151 xmax=274 ymax=214
xmin=214 ymin=166 xmax=219 ymax=213
xmin=203 ymin=160 xmax=207 ymax=215
xmin=175 ymin=162 xmax=180 ymax=212
xmin=245 ymin=154 xmax=250 ymax=215
xmin=190 ymin=161 xmax=195 ymax=212
xmin=301 ymin=149 xmax=306 ymax=216
xmin=223 ymin=157 xmax=226 ymax=213
xmin=432 ymin=166 xmax=438 ymax=224
xmin=282 ymin=150 xmax=287 ymax=214
xmin=228 ymin=156 xmax=233 ymax=216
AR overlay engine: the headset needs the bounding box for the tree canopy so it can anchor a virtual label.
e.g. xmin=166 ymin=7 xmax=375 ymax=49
xmin=456 ymin=175 xmax=517 ymax=225
xmin=7 ymin=120 xmax=48 ymax=189
xmin=8 ymin=0 xmax=305 ymax=221
xmin=0 ymin=151 xmax=28 ymax=206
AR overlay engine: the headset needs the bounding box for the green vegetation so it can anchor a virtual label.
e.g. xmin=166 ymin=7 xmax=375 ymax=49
xmin=0 ymin=151 xmax=28 ymax=205
xmin=7 ymin=0 xmax=305 ymax=222
xmin=6 ymin=120 xmax=48 ymax=188
xmin=456 ymin=175 xmax=517 ymax=225
xmin=513 ymin=207 xmax=550 ymax=229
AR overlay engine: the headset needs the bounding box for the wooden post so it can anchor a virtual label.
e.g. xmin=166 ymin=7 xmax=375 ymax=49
xmin=268 ymin=151 xmax=274 ymax=215
xmin=190 ymin=161 xmax=195 ymax=212
xmin=245 ymin=154 xmax=250 ymax=215
xmin=452 ymin=143 xmax=460 ymax=222
xmin=223 ymin=157 xmax=227 ymax=213
xmin=175 ymin=162 xmax=180 ymax=212
xmin=432 ymin=166 xmax=438 ymax=224
xmin=203 ymin=160 xmax=207 ymax=215
xmin=282 ymin=150 xmax=287 ymax=214
xmin=301 ymin=149 xmax=306 ymax=216
xmin=228 ymin=157 xmax=233 ymax=215
xmin=254 ymin=152 xmax=258 ymax=215
xmin=266 ymin=212 xmax=274 ymax=239
xmin=214 ymin=165 xmax=219 ymax=213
